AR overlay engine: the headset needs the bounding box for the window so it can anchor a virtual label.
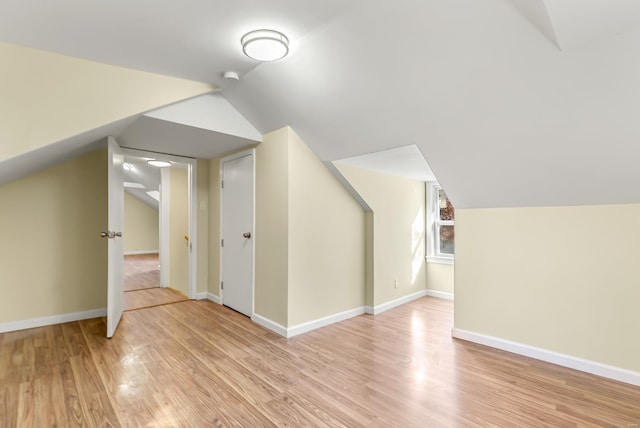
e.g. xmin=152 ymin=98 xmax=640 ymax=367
xmin=427 ymin=182 xmax=454 ymax=264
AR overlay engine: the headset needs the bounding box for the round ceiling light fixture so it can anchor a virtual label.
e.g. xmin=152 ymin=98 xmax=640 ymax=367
xmin=241 ymin=29 xmax=289 ymax=61
xmin=147 ymin=160 xmax=172 ymax=168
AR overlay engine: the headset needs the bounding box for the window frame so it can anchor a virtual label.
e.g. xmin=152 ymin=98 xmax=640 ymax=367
xmin=426 ymin=182 xmax=454 ymax=265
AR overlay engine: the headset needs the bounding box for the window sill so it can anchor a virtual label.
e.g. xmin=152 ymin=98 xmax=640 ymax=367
xmin=426 ymin=256 xmax=454 ymax=265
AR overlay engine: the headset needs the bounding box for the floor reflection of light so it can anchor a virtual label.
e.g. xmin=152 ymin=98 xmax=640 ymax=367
xmin=411 ymin=207 xmax=425 ymax=284
xmin=411 ymin=313 xmax=428 ymax=385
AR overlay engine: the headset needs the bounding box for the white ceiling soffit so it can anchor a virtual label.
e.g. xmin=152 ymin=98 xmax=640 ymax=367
xmin=0 ymin=0 xmax=351 ymax=87
xmin=144 ymin=93 xmax=261 ymax=142
xmin=118 ymin=116 xmax=257 ymax=159
xmin=511 ymin=0 xmax=640 ymax=51
xmin=334 ymin=145 xmax=437 ymax=183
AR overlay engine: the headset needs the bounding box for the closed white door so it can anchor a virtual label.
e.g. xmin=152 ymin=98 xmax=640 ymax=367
xmin=221 ymin=152 xmax=254 ymax=317
xmin=106 ymin=136 xmax=125 ymax=338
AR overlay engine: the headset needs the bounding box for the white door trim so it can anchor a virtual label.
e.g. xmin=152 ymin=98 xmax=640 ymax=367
xmin=122 ymin=148 xmax=198 ymax=299
xmin=219 ymin=148 xmax=256 ymax=315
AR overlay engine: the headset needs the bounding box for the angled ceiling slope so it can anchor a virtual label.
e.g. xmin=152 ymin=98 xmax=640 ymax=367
xmin=4 ymin=1 xmax=640 ymax=209
xmin=512 ymin=0 xmax=640 ymax=51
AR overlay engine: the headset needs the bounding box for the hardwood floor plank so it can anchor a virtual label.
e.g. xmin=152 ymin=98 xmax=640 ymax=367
xmin=1 ymin=297 xmax=639 ymax=426
xmin=124 ymin=287 xmax=188 ymax=311
xmin=124 ymin=253 xmax=160 ymax=292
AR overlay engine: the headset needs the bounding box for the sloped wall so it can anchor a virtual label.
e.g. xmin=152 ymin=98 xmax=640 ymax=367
xmin=0 ymin=41 xmax=213 ymax=161
xmin=209 ymin=127 xmax=367 ymax=329
xmin=335 ymin=164 xmax=427 ymax=308
xmin=287 ymin=130 xmax=366 ymax=326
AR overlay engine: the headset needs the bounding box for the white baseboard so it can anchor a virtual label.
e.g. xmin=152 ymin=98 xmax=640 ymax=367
xmin=124 ymin=250 xmax=159 ymax=255
xmin=425 ymin=289 xmax=454 ymax=301
xmin=0 ymin=308 xmax=107 ymax=334
xmin=364 ymin=290 xmax=428 ymax=315
xmin=252 ymin=313 xmax=288 ymax=337
xmin=196 ymin=292 xmax=221 ymax=304
xmin=452 ymin=328 xmax=640 ymax=387
xmin=287 ymin=307 xmax=365 ymax=338
xmin=252 ymin=307 xmax=366 ymax=338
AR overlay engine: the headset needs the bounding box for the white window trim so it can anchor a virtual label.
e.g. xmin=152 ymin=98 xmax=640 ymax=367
xmin=426 ymin=182 xmax=454 ymax=265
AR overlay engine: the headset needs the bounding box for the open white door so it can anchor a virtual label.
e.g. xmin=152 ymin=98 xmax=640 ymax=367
xmin=221 ymin=150 xmax=255 ymax=317
xmin=105 ymin=136 xmax=125 ymax=338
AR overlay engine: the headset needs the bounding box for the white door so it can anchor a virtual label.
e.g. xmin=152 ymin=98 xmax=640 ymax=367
xmin=106 ymin=137 xmax=125 ymax=338
xmin=221 ymin=152 xmax=254 ymax=317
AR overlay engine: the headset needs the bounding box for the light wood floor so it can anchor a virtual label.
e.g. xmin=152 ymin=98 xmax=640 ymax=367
xmin=123 ymin=287 xmax=188 ymax=312
xmin=124 ymin=253 xmax=188 ymax=311
xmin=124 ymin=254 xmax=160 ymax=292
xmin=1 ymin=297 xmax=638 ymax=427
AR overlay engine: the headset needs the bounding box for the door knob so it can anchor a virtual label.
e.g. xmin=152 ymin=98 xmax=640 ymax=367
xmin=243 ymin=232 xmax=251 ymax=239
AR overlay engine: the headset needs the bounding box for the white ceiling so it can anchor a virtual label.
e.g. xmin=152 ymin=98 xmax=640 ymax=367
xmin=3 ymin=0 xmax=640 ymax=209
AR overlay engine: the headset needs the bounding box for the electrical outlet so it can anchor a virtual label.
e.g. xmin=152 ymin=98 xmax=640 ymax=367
xmin=394 ymin=279 xmax=399 ymax=289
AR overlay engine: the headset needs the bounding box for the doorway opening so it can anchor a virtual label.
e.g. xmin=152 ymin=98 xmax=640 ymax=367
xmin=120 ymin=149 xmax=197 ymax=312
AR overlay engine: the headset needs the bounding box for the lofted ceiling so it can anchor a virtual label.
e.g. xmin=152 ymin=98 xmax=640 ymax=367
xmin=2 ymin=0 xmax=640 ymax=209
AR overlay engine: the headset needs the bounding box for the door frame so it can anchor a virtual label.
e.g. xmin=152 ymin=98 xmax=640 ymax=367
xmin=219 ymin=148 xmax=256 ymax=315
xmin=122 ymin=147 xmax=199 ymax=299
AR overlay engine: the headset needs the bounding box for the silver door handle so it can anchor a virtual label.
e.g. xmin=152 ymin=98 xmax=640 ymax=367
xmin=243 ymin=232 xmax=251 ymax=239
xmin=100 ymin=231 xmax=123 ymax=239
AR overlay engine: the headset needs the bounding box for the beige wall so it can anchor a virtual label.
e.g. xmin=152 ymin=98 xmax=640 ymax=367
xmin=0 ymin=149 xmax=107 ymax=323
xmin=336 ymin=164 xmax=427 ymax=307
xmin=455 ymin=204 xmax=640 ymax=373
xmin=0 ymin=41 xmax=213 ymax=161
xmin=427 ymin=263 xmax=454 ymax=294
xmin=196 ymin=160 xmax=209 ymax=295
xmin=255 ymin=129 xmax=290 ymax=326
xmin=208 ymin=158 xmax=221 ymax=297
xmin=168 ymin=167 xmax=189 ymax=295
xmin=288 ymin=130 xmax=366 ymax=325
xmin=123 ymin=192 xmax=159 ymax=253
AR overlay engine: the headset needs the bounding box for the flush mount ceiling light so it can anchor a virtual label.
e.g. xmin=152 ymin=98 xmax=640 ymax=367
xmin=147 ymin=160 xmax=172 ymax=168
xmin=241 ymin=29 xmax=289 ymax=61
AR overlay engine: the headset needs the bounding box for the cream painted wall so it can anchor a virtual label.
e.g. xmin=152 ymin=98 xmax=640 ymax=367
xmin=427 ymin=263 xmax=454 ymax=294
xmin=0 ymin=149 xmax=107 ymax=323
xmin=123 ymin=192 xmax=159 ymax=253
xmin=455 ymin=204 xmax=640 ymax=373
xmin=288 ymin=130 xmax=366 ymax=326
xmin=336 ymin=164 xmax=427 ymax=307
xmin=208 ymin=158 xmax=221 ymax=297
xmin=255 ymin=128 xmax=290 ymax=326
xmin=0 ymin=41 xmax=213 ymax=161
xmin=196 ymin=160 xmax=209 ymax=295
xmin=168 ymin=167 xmax=189 ymax=296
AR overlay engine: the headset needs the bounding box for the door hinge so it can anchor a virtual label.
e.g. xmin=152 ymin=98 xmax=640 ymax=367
xmin=221 ymin=238 xmax=224 ymax=247
xmin=221 ymin=281 xmax=224 ymax=290
xmin=221 ymin=180 xmax=224 ymax=189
